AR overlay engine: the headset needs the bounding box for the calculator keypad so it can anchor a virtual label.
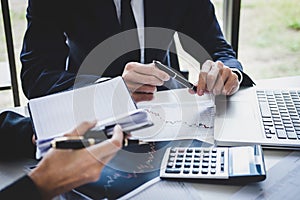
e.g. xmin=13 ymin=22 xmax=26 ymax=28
xmin=160 ymin=147 xmax=229 ymax=179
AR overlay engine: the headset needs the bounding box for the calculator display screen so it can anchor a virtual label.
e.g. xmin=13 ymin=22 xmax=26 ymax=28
xmin=229 ymin=146 xmax=265 ymax=177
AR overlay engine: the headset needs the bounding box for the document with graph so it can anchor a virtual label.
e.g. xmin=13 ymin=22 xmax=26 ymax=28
xmin=132 ymin=89 xmax=215 ymax=144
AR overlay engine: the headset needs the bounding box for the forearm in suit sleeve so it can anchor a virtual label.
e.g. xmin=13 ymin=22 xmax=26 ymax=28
xmin=0 ymin=111 xmax=35 ymax=160
xmin=177 ymin=0 xmax=254 ymax=86
xmin=0 ymin=175 xmax=41 ymax=199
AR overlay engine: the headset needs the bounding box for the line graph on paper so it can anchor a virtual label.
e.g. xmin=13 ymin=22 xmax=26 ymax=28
xmin=146 ymin=109 xmax=213 ymax=129
xmin=131 ymin=102 xmax=215 ymax=144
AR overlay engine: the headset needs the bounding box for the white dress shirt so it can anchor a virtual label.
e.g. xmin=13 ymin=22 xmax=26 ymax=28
xmin=113 ymin=0 xmax=145 ymax=63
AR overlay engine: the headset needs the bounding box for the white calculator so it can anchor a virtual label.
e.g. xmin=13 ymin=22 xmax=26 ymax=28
xmin=160 ymin=145 xmax=266 ymax=184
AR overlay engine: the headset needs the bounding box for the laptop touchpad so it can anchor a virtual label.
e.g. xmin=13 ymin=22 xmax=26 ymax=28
xmin=214 ymin=97 xmax=263 ymax=141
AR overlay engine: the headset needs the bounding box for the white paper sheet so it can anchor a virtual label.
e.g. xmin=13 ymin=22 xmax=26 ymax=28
xmin=132 ymin=89 xmax=215 ymax=144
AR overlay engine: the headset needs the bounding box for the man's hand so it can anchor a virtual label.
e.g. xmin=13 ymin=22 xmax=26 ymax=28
xmin=191 ymin=60 xmax=240 ymax=96
xmin=122 ymin=62 xmax=170 ymax=102
xmin=29 ymin=122 xmax=123 ymax=200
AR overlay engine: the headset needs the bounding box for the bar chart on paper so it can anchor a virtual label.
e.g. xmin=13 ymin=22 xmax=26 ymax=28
xmin=132 ymin=89 xmax=216 ymax=143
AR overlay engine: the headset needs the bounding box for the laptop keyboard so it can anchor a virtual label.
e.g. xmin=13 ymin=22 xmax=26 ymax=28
xmin=256 ymin=90 xmax=300 ymax=140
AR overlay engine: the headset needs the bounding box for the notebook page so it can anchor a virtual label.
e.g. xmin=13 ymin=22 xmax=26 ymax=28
xmin=28 ymin=77 xmax=136 ymax=140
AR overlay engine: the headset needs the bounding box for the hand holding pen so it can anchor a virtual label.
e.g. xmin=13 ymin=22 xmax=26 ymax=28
xmin=29 ymin=122 xmax=123 ymax=200
xmin=153 ymin=60 xmax=197 ymax=92
xmin=122 ymin=62 xmax=170 ymax=102
xmin=153 ymin=60 xmax=241 ymax=96
xmin=51 ymin=123 xmax=131 ymax=149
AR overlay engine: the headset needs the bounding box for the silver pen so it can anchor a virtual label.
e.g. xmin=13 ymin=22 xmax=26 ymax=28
xmin=153 ymin=60 xmax=197 ymax=92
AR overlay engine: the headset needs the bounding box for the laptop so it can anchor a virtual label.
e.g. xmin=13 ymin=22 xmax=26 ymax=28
xmin=214 ymin=86 xmax=300 ymax=149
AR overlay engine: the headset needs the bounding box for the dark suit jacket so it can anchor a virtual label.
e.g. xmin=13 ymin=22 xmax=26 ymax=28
xmin=0 ymin=111 xmax=35 ymax=160
xmin=21 ymin=0 xmax=254 ymax=99
xmin=0 ymin=175 xmax=41 ymax=199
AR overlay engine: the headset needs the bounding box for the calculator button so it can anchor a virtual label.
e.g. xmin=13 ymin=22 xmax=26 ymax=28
xmin=183 ymin=170 xmax=190 ymax=174
xmin=203 ymin=153 xmax=210 ymax=158
xmin=170 ymin=153 xmax=176 ymax=157
xmin=175 ymin=164 xmax=182 ymax=168
xmin=187 ymin=149 xmax=193 ymax=153
xmin=167 ymin=162 xmax=174 ymax=168
xmin=176 ymin=158 xmax=183 ymax=163
xmin=177 ymin=153 xmax=184 ymax=158
xmin=169 ymin=157 xmax=175 ymax=162
xmin=186 ymin=153 xmax=193 ymax=158
xmin=202 ymin=163 xmax=209 ymax=168
xmin=221 ymin=164 xmax=225 ymax=172
xmin=193 ymin=158 xmax=200 ymax=163
xmin=170 ymin=149 xmax=176 ymax=153
xmin=194 ymin=154 xmax=200 ymax=158
xmin=195 ymin=149 xmax=201 ymax=153
xmin=203 ymin=158 xmax=210 ymax=162
xmin=184 ymin=164 xmax=191 ymax=168
xmin=192 ymin=169 xmax=199 ymax=174
xmin=165 ymin=169 xmax=181 ymax=174
xmin=211 ymin=158 xmax=217 ymax=163
xmin=210 ymin=169 xmax=216 ymax=174
xmin=201 ymin=169 xmax=208 ymax=174
xmin=178 ymin=149 xmax=185 ymax=153
xmin=193 ymin=164 xmax=200 ymax=168
xmin=185 ymin=158 xmax=192 ymax=163
xmin=212 ymin=149 xmax=217 ymax=153
xmin=211 ymin=163 xmax=216 ymax=168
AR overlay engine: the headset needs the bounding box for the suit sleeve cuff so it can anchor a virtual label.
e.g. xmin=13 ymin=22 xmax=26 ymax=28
xmin=231 ymin=68 xmax=243 ymax=85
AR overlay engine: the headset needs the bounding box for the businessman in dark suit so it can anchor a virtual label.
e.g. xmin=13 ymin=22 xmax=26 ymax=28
xmin=20 ymin=0 xmax=254 ymax=101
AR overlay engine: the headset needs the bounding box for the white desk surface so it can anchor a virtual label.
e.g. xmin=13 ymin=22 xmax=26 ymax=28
xmin=0 ymin=76 xmax=299 ymax=199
